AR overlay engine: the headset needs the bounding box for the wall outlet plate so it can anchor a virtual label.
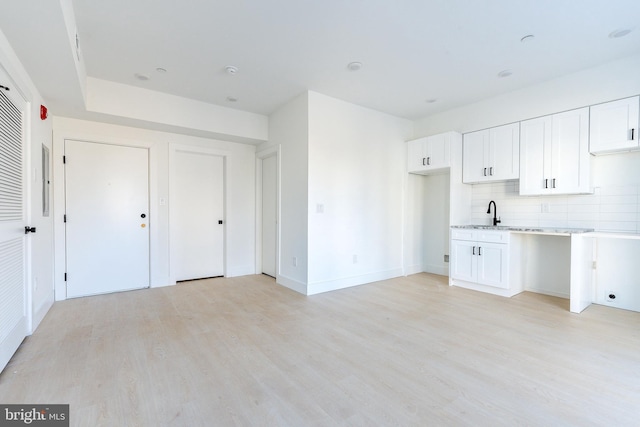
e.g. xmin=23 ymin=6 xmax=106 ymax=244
xmin=444 ymin=254 xmax=449 ymax=262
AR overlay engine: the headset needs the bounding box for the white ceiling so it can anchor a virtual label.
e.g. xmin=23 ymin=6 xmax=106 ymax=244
xmin=3 ymin=0 xmax=640 ymax=121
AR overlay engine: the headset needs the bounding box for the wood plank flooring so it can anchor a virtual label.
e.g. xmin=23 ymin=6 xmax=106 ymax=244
xmin=1 ymin=273 xmax=639 ymax=426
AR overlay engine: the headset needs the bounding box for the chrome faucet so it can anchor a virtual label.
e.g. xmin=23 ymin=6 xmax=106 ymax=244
xmin=487 ymin=200 xmax=501 ymax=226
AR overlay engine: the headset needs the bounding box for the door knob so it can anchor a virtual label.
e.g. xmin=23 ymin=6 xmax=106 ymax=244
xmin=25 ymin=226 xmax=36 ymax=234
xmin=141 ymin=213 xmax=146 ymax=218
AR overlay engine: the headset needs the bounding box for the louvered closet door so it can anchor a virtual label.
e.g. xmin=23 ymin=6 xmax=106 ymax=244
xmin=0 ymin=69 xmax=28 ymax=373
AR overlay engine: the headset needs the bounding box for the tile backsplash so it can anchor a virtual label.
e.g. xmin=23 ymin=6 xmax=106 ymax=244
xmin=470 ymin=181 xmax=639 ymax=233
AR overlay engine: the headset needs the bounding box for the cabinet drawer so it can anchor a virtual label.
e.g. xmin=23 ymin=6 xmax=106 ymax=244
xmin=477 ymin=230 xmax=509 ymax=244
xmin=451 ymin=229 xmax=476 ymax=241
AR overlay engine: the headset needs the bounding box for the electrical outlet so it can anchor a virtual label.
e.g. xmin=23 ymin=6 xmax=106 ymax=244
xmin=606 ymin=291 xmax=618 ymax=302
xmin=541 ymin=203 xmax=550 ymax=213
xmin=292 ymin=257 xmax=297 ymax=267
xmin=444 ymin=254 xmax=449 ymax=263
xmin=352 ymin=254 xmax=358 ymax=264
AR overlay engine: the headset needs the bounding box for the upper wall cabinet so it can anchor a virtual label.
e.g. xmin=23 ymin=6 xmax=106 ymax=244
xmin=407 ymin=132 xmax=455 ymax=174
xmin=520 ymin=107 xmax=592 ymax=195
xmin=462 ymin=123 xmax=520 ymax=184
xmin=589 ymin=96 xmax=639 ymax=154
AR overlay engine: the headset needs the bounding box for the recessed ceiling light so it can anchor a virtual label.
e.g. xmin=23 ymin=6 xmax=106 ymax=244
xmin=226 ymin=96 xmax=238 ymax=102
xmin=520 ymin=34 xmax=535 ymax=43
xmin=497 ymin=70 xmax=513 ymax=78
xmin=225 ymin=65 xmax=239 ymax=75
xmin=134 ymin=73 xmax=150 ymax=81
xmin=156 ymin=67 xmax=167 ymax=73
xmin=609 ymin=28 xmax=632 ymax=38
xmin=426 ymin=98 xmax=438 ymax=104
xmin=347 ymin=61 xmax=363 ymax=71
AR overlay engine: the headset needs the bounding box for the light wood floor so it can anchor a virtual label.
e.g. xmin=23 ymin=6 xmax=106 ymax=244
xmin=1 ymin=274 xmax=639 ymax=426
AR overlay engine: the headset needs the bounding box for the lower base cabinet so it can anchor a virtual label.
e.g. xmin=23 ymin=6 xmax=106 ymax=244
xmin=450 ymin=229 xmax=521 ymax=297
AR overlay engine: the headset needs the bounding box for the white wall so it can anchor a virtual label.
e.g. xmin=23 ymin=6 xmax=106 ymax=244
xmin=0 ymin=28 xmax=54 ymax=332
xmin=422 ymin=173 xmax=450 ymax=275
xmin=86 ymin=78 xmax=268 ymax=144
xmin=306 ymin=92 xmax=412 ymax=294
xmin=52 ymin=117 xmax=256 ymax=300
xmin=263 ymin=92 xmax=309 ymax=293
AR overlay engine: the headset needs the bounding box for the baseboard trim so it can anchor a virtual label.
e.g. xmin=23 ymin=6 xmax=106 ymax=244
xmin=307 ymin=268 xmax=403 ymax=296
xmin=404 ymin=263 xmax=424 ymax=276
xmin=226 ymin=265 xmax=255 ymax=277
xmin=525 ymin=287 xmax=569 ymax=299
xmin=32 ymin=292 xmax=54 ymax=333
xmin=276 ymin=274 xmax=308 ymax=295
xmin=423 ymin=263 xmax=448 ymax=276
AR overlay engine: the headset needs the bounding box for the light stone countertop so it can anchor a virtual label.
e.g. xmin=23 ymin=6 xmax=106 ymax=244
xmin=451 ymin=225 xmax=595 ymax=234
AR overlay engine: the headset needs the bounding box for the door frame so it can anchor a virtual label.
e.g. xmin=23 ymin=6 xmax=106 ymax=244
xmin=168 ymin=143 xmax=228 ymax=284
xmin=255 ymin=145 xmax=280 ymax=278
xmin=53 ymin=135 xmax=157 ymax=300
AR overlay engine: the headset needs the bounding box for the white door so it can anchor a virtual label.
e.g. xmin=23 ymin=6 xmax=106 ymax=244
xmin=170 ymin=149 xmax=224 ymax=281
xmin=0 ymin=71 xmax=29 ymax=372
xmin=462 ymin=130 xmax=487 ymax=183
xmin=519 ymin=116 xmax=551 ymax=195
xmin=476 ymin=243 xmax=508 ymax=289
xmin=65 ymin=140 xmax=149 ymax=298
xmin=589 ymin=96 xmax=640 ymax=153
xmin=490 ymin=123 xmax=520 ymax=181
xmin=551 ymin=107 xmax=590 ymax=194
xmin=450 ymin=240 xmax=476 ymax=282
xmin=261 ymin=154 xmax=277 ymax=277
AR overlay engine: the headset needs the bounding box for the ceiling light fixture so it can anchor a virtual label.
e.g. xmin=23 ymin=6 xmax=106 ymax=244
xmin=226 ymin=96 xmax=238 ymax=102
xmin=156 ymin=67 xmax=167 ymax=73
xmin=609 ymin=28 xmax=632 ymax=39
xmin=134 ymin=73 xmax=150 ymax=81
xmin=520 ymin=34 xmax=535 ymax=43
xmin=347 ymin=61 xmax=363 ymax=71
xmin=497 ymin=69 xmax=513 ymax=78
xmin=225 ymin=65 xmax=239 ymax=75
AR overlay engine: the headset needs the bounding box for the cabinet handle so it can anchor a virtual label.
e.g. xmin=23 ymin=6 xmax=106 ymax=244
xmin=552 ymin=178 xmax=556 ymax=188
xmin=478 ymin=247 xmax=482 ymax=256
xmin=422 ymin=158 xmax=426 ymax=166
xmin=472 ymin=246 xmax=476 ymax=255
xmin=544 ymin=179 xmax=548 ymax=189
xmin=631 ymin=128 xmax=635 ymax=141
xmin=489 ymin=166 xmax=493 ymax=176
xmin=483 ymin=167 xmax=487 ymax=176
xmin=427 ymin=157 xmax=431 ymax=165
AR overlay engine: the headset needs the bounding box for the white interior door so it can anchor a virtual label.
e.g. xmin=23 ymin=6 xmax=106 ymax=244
xmin=0 ymin=71 xmax=28 ymax=373
xmin=170 ymin=149 xmax=224 ymax=281
xmin=261 ymin=154 xmax=277 ymax=277
xmin=65 ymin=140 xmax=149 ymax=298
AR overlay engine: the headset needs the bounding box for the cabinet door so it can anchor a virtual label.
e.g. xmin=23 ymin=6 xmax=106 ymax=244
xmin=450 ymin=240 xmax=476 ymax=282
xmin=463 ymin=130 xmax=488 ymax=183
xmin=589 ymin=96 xmax=639 ymax=154
xmin=520 ymin=116 xmax=551 ymax=195
xmin=426 ymin=133 xmax=450 ymax=170
xmin=476 ymin=243 xmax=509 ymax=289
xmin=551 ymin=107 xmax=590 ymax=194
xmin=489 ymin=123 xmax=520 ymax=181
xmin=407 ymin=138 xmax=427 ymax=173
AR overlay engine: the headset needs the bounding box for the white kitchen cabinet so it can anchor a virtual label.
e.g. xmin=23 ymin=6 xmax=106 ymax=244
xmin=407 ymin=132 xmax=452 ymax=174
xmin=520 ymin=107 xmax=591 ymax=195
xmin=589 ymin=96 xmax=639 ymax=154
xmin=462 ymin=123 xmax=520 ymax=183
xmin=450 ymin=229 xmax=509 ymax=290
